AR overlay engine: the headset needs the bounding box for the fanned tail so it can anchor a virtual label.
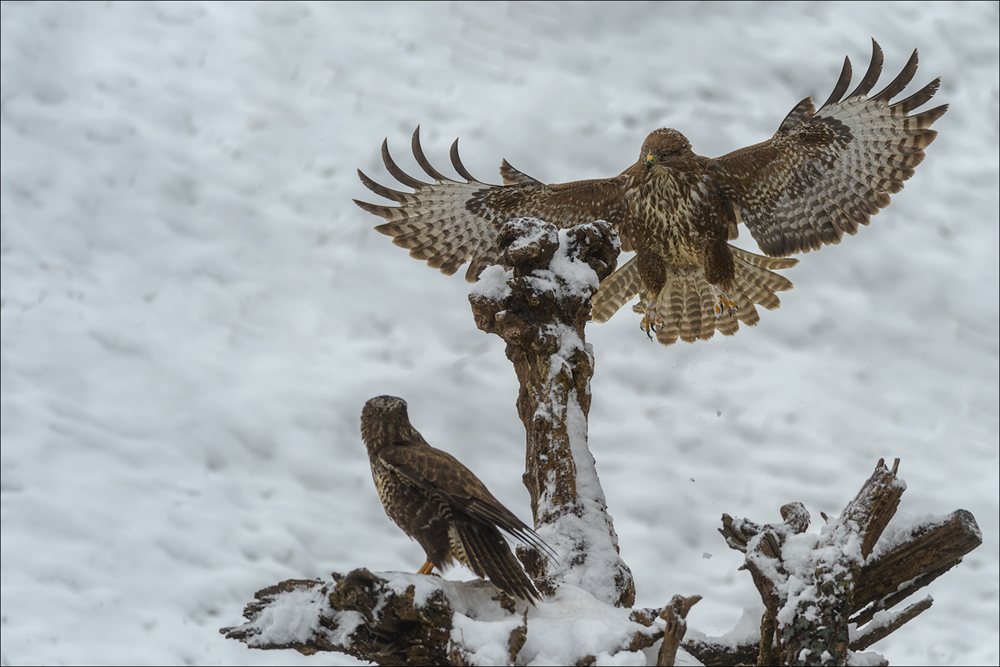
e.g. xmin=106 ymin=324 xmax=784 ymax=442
xmin=593 ymin=246 xmax=796 ymax=345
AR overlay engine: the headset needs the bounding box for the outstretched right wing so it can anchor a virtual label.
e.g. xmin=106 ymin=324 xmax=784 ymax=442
xmin=354 ymin=127 xmax=632 ymax=282
xmin=710 ymin=40 xmax=947 ymax=257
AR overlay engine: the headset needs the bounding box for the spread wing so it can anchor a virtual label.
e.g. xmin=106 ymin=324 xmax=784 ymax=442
xmin=710 ymin=39 xmax=948 ymax=257
xmin=354 ymin=127 xmax=632 ymax=282
xmin=377 ymin=441 xmax=555 ymax=558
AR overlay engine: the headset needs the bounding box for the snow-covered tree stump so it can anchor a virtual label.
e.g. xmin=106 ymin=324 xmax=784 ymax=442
xmin=221 ymin=219 xmax=684 ymax=665
xmin=221 ymin=220 xmax=980 ymax=665
xmin=685 ymin=458 xmax=982 ymax=666
xmin=468 ymin=217 xmax=634 ymax=608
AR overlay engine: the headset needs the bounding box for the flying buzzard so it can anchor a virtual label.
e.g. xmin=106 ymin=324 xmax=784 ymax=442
xmin=360 ymin=395 xmax=553 ymax=603
xmin=354 ymin=41 xmax=946 ymax=345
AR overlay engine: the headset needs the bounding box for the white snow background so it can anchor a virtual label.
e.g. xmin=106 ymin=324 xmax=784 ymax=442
xmin=1 ymin=1 xmax=997 ymax=665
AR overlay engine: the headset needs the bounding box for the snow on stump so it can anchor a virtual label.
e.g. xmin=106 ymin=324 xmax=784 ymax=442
xmin=469 ymin=217 xmax=634 ymax=609
xmin=687 ymin=458 xmax=982 ymax=666
xmin=222 ymin=219 xmax=691 ymax=665
xmin=221 ymin=220 xmax=981 ymax=667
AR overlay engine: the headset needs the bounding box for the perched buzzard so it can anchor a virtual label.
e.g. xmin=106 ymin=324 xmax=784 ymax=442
xmin=354 ymin=41 xmax=946 ymax=345
xmin=360 ymin=396 xmax=553 ymax=604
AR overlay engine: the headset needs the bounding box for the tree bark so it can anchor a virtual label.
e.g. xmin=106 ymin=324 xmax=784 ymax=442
xmin=220 ymin=222 xmax=982 ymax=666
xmin=716 ymin=459 xmax=982 ymax=666
xmin=469 ymin=217 xmax=634 ymax=607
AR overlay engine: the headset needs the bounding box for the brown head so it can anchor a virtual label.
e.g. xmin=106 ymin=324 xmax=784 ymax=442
xmin=361 ymin=395 xmax=417 ymax=457
xmin=640 ymin=128 xmax=694 ymax=171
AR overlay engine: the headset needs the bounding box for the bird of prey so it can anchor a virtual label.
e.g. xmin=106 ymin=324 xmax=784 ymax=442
xmin=354 ymin=41 xmax=946 ymax=345
xmin=360 ymin=395 xmax=553 ymax=604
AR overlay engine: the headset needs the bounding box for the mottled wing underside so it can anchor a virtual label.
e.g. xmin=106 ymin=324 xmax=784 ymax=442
xmin=712 ymin=39 xmax=948 ymax=257
xmin=354 ymin=127 xmax=632 ymax=281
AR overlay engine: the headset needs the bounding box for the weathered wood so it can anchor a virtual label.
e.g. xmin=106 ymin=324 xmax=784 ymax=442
xmin=758 ymin=609 xmax=778 ymax=667
xmin=719 ymin=459 xmax=981 ymax=666
xmin=851 ymin=509 xmax=981 ymax=624
xmin=656 ymin=595 xmax=702 ymax=666
xmin=851 ymin=597 xmax=933 ymax=652
xmin=469 ymin=217 xmax=634 ymax=608
xmin=839 ymin=458 xmax=906 ymax=559
xmin=221 ymin=570 xmax=464 ymax=665
xmin=682 ymin=637 xmax=759 ymax=666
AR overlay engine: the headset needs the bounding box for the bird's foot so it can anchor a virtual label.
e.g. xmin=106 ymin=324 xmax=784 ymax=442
xmin=417 ymin=560 xmax=435 ymax=575
xmin=641 ymin=307 xmax=662 ymax=340
xmin=712 ymin=285 xmax=738 ymax=319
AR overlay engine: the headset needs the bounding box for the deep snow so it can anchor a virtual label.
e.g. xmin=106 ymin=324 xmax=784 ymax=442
xmin=1 ymin=2 xmax=997 ymax=665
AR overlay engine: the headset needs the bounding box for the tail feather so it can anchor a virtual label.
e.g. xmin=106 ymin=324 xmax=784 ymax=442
xmin=731 ymin=246 xmax=795 ymax=313
xmin=599 ymin=245 xmax=796 ymax=345
xmin=591 ymin=257 xmax=641 ymax=323
xmin=456 ymin=517 xmax=540 ymax=604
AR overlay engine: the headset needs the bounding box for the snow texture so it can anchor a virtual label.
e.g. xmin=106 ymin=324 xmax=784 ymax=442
xmin=685 ymin=603 xmax=764 ymax=650
xmin=551 ymin=227 xmax=604 ymax=296
xmin=248 ymin=583 xmax=350 ymax=649
xmin=470 ymin=264 xmax=514 ymax=302
xmin=1 ymin=2 xmax=997 ymax=666
xmin=517 ymin=584 xmax=654 ymax=666
xmin=866 ymin=510 xmax=978 ymax=562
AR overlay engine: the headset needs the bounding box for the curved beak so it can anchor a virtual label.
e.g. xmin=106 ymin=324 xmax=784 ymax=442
xmin=645 ymin=153 xmax=655 ymax=171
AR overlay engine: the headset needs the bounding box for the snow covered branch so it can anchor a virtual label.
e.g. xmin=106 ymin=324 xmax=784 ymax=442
xmin=221 ymin=570 xmax=531 ymax=664
xmin=468 ymin=217 xmax=634 ymax=608
xmin=221 ymin=566 xmax=675 ymax=665
xmin=705 ymin=458 xmax=982 ymax=666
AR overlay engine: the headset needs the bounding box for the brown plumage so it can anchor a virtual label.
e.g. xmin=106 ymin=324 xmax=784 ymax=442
xmin=355 ymin=40 xmax=946 ymax=345
xmin=360 ymin=395 xmax=553 ymax=604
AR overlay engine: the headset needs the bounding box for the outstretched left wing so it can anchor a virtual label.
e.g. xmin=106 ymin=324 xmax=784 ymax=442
xmin=710 ymin=39 xmax=947 ymax=257
xmin=354 ymin=127 xmax=633 ymax=282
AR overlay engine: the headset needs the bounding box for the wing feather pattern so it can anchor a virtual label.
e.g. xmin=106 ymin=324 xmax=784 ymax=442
xmin=354 ymin=42 xmax=944 ymax=346
xmin=355 ymin=127 xmax=631 ymax=281
xmin=711 ymin=39 xmax=947 ymax=257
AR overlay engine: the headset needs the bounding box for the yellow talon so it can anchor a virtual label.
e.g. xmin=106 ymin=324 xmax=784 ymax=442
xmin=641 ymin=309 xmax=662 ymax=339
xmin=712 ymin=287 xmax=738 ymax=319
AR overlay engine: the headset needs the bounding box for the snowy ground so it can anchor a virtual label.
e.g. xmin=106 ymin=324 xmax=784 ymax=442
xmin=1 ymin=2 xmax=997 ymax=665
